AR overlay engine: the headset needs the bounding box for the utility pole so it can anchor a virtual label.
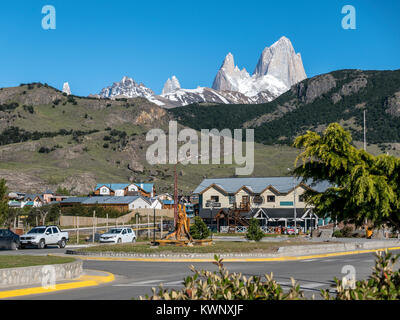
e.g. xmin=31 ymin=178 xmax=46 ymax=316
xmin=153 ymin=208 xmax=156 ymax=243
xmin=92 ymin=210 xmax=95 ymax=244
xmin=293 ymin=179 xmax=297 ymax=235
xmin=288 ymin=168 xmax=297 ymax=235
xmin=174 ymin=163 xmax=178 ymax=228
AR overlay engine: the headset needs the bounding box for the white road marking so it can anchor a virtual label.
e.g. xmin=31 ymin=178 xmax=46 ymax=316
xmin=301 ymin=259 xmax=317 ymax=262
xmin=113 ymin=279 xmax=165 ymax=287
xmin=278 ymin=281 xmax=326 ymax=290
xmin=301 ymin=282 xmax=326 ymax=289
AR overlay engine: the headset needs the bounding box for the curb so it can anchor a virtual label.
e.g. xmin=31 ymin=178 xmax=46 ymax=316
xmin=64 ymin=246 xmax=400 ymax=263
xmin=0 ymin=270 xmax=115 ymax=299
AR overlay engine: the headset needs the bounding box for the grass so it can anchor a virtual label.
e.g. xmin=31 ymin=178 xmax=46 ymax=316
xmin=0 ymin=255 xmax=75 ymax=269
xmin=77 ymin=239 xmax=315 ymax=254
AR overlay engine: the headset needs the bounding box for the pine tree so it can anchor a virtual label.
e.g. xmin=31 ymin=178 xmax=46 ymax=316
xmin=246 ymin=218 xmax=264 ymax=241
xmin=190 ymin=216 xmax=210 ymax=240
xmin=293 ymin=123 xmax=400 ymax=231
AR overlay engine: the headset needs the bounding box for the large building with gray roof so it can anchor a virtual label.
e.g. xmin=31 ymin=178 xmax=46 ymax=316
xmin=192 ymin=177 xmax=331 ymax=232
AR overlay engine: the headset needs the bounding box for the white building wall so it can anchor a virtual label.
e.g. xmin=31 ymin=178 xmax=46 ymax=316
xmin=129 ymin=198 xmax=152 ymax=210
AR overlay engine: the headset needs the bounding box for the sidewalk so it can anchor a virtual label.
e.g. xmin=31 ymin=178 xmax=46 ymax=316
xmin=0 ymin=269 xmax=114 ymax=299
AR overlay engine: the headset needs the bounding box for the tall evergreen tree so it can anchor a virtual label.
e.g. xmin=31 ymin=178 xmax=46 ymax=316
xmin=293 ymin=123 xmax=400 ymax=230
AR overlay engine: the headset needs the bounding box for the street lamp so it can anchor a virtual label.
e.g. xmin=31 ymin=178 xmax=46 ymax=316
xmin=288 ymin=168 xmax=297 ymax=235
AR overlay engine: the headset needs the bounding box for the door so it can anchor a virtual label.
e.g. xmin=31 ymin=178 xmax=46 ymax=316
xmin=45 ymin=227 xmax=54 ymax=244
xmin=121 ymin=229 xmax=128 ymax=243
xmin=125 ymin=228 xmax=132 ymax=241
xmin=52 ymin=227 xmax=60 ymax=243
xmin=242 ymin=196 xmax=249 ymax=209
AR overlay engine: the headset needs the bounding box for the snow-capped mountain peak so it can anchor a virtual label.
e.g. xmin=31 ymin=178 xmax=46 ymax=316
xmin=62 ymin=82 xmax=71 ymax=95
xmin=162 ymin=76 xmax=181 ymax=95
xmin=98 ymin=76 xmax=154 ymax=99
xmin=212 ymin=36 xmax=306 ymax=100
xmin=95 ymin=36 xmax=307 ymax=108
xmin=253 ymin=36 xmax=307 ymax=87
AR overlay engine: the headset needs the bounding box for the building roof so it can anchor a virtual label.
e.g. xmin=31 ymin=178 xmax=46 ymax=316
xmin=199 ymin=208 xmax=230 ymax=219
xmin=61 ymin=196 xmax=148 ymax=205
xmin=24 ymin=194 xmax=44 ymax=202
xmin=199 ymin=208 xmax=316 ymax=220
xmin=61 ymin=197 xmax=90 ymax=204
xmin=161 ymin=200 xmax=175 ymax=205
xmin=135 ymin=183 xmax=154 ymax=194
xmin=193 ymin=177 xmax=330 ymax=194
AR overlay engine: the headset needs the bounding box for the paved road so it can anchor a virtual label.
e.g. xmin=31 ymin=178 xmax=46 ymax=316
xmin=7 ymin=249 xmax=399 ymax=300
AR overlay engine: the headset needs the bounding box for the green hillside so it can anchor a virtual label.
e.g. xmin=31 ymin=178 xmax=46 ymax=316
xmin=169 ymin=69 xmax=400 ymax=149
xmin=0 ymin=83 xmax=300 ymax=195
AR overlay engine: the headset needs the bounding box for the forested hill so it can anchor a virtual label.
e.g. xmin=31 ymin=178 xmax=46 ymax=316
xmin=169 ymin=69 xmax=400 ymax=146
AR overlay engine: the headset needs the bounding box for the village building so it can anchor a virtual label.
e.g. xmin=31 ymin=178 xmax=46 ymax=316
xmin=94 ymin=183 xmax=155 ymax=198
xmin=192 ymin=177 xmax=330 ymax=232
xmin=60 ymin=195 xmax=152 ymax=213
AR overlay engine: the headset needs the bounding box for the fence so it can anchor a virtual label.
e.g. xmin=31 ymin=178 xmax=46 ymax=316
xmin=60 ymin=208 xmax=174 ymax=227
xmin=218 ymin=226 xmax=271 ymax=233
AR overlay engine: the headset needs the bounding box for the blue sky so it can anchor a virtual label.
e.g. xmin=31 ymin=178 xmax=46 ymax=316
xmin=0 ymin=0 xmax=399 ymax=96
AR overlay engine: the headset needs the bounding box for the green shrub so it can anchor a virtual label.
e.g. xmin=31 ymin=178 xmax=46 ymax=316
xmin=142 ymin=255 xmax=304 ymax=300
xmin=246 ymin=218 xmax=264 ymax=241
xmin=341 ymin=225 xmax=354 ymax=237
xmin=141 ymin=250 xmax=400 ymax=301
xmin=190 ymin=216 xmax=210 ymax=240
xmin=332 ymin=230 xmax=343 ymax=238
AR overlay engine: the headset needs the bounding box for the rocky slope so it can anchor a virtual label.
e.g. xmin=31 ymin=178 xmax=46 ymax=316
xmin=0 ymin=83 xmax=302 ymax=195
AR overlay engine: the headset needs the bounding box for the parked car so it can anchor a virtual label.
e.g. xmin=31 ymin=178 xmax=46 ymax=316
xmin=0 ymin=229 xmax=20 ymax=250
xmin=85 ymin=233 xmax=102 ymax=243
xmin=99 ymin=227 xmax=136 ymax=244
xmin=285 ymin=227 xmax=296 ymax=235
xmin=20 ymin=226 xmax=69 ymax=249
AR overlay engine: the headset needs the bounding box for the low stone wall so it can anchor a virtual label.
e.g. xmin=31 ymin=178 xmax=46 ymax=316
xmin=278 ymin=240 xmax=400 ymax=255
xmin=0 ymin=259 xmax=82 ymax=288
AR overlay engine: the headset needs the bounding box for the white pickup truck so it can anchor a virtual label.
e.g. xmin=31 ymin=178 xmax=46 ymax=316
xmin=20 ymin=226 xmax=69 ymax=249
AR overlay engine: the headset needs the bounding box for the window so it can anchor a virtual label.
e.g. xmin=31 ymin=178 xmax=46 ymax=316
xmin=229 ymin=196 xmax=235 ymax=204
xmin=46 ymin=228 xmax=53 ymax=234
xmin=299 ymin=195 xmax=305 ymax=202
xmin=122 ymin=229 xmax=127 ymax=234
xmin=267 ymin=195 xmax=276 ymax=203
xmin=127 ymin=229 xmax=132 ymax=234
xmin=210 ymin=196 xmax=219 ymax=202
xmin=52 ymin=227 xmax=58 ymax=233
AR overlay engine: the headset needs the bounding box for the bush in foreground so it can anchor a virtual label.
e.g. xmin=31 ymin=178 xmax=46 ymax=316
xmin=322 ymin=250 xmax=400 ymax=300
xmin=141 ymin=255 xmax=304 ymax=300
xmin=142 ymin=250 xmax=400 ymax=300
